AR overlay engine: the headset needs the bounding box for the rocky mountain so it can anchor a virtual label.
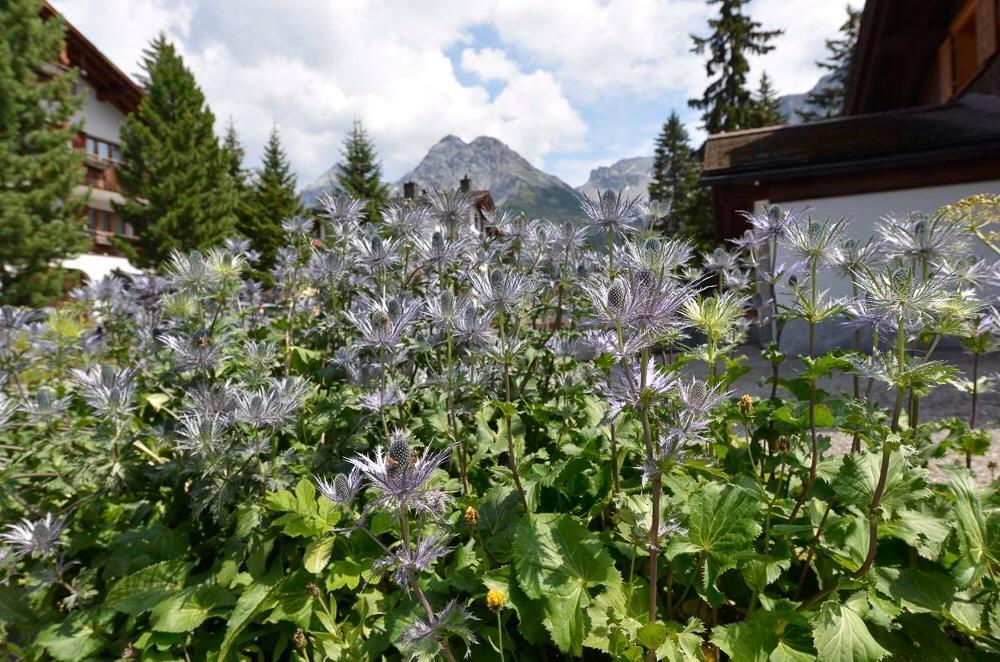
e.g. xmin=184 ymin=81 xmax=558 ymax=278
xmin=777 ymin=73 xmax=836 ymax=126
xmin=576 ymin=156 xmax=653 ymax=202
xmin=393 ymin=135 xmax=582 ymax=220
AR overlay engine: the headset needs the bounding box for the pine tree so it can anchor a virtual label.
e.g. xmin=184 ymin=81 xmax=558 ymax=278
xmin=649 ymin=113 xmax=698 ymax=229
xmin=798 ymin=5 xmax=862 ymax=121
xmin=749 ymin=72 xmax=786 ymax=127
xmin=243 ymin=126 xmax=302 ymax=275
xmin=689 ymin=0 xmax=783 ymax=134
xmin=648 ymin=113 xmax=714 ymax=247
xmin=0 ymin=0 xmax=89 ymax=305
xmin=336 ymin=120 xmax=389 ymax=221
xmin=222 ymin=117 xmax=249 ymax=192
xmin=115 ymin=35 xmax=238 ymax=268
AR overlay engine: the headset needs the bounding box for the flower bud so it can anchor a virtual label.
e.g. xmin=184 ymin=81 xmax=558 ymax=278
xmin=738 ymin=394 xmax=754 ymax=417
xmin=464 ymin=506 xmax=478 ymax=526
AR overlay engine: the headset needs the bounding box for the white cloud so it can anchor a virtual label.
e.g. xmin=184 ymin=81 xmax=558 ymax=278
xmin=50 ymin=0 xmax=857 ymax=186
xmin=460 ymin=47 xmax=520 ymax=82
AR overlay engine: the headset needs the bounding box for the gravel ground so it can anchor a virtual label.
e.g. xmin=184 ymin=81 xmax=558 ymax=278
xmin=684 ymin=346 xmax=1000 ymax=487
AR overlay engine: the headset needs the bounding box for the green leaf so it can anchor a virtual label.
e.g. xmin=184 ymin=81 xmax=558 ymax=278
xmin=769 ymin=641 xmax=816 ymax=662
xmin=304 ymin=537 xmax=335 ymax=574
xmin=36 ymin=608 xmax=114 ymax=661
xmin=636 ymin=622 xmax=667 ymax=651
xmin=219 ymin=577 xmax=288 ymax=658
xmin=513 ymin=513 xmax=622 ymax=655
xmin=944 ymin=466 xmax=999 ymax=587
xmin=149 ymin=584 xmax=234 ymax=633
xmin=145 ymin=392 xmax=171 ymax=412
xmin=811 ymin=600 xmax=889 ymax=662
xmin=711 ymin=621 xmax=777 ymax=662
xmin=833 ymin=449 xmax=930 ymax=516
xmin=328 ymin=558 xmax=364 ymax=590
xmin=105 ymin=559 xmax=194 ymax=615
xmin=682 ymin=483 xmax=762 ymax=604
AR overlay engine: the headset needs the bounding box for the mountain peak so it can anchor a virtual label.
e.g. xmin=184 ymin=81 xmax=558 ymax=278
xmin=576 ymin=156 xmax=653 ymax=202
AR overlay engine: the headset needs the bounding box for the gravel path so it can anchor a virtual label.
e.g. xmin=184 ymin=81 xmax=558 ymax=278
xmin=684 ymin=346 xmax=1000 ymax=487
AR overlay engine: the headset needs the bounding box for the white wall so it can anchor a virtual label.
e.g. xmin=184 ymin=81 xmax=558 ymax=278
xmin=761 ymin=179 xmax=1000 ymax=353
xmin=76 ymin=80 xmax=125 ymax=143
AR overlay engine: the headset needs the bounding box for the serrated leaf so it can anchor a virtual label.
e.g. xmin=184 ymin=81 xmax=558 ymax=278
xmin=944 ymin=466 xmax=999 ymax=587
xmin=833 ymin=449 xmax=930 ymax=516
xmin=711 ymin=621 xmax=777 ymax=662
xmin=812 ymin=600 xmax=889 ymax=662
xmin=681 ymin=483 xmax=762 ymax=604
xmin=514 ymin=513 xmax=622 ymax=655
xmin=105 ymin=559 xmax=194 ymax=615
xmin=636 ymin=622 xmax=667 ymax=651
xmin=149 ymin=584 xmax=234 ymax=633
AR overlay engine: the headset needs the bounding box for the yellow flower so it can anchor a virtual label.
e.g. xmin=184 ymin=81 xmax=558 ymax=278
xmin=486 ymin=589 xmax=506 ymax=611
xmin=464 ymin=506 xmax=478 ymax=526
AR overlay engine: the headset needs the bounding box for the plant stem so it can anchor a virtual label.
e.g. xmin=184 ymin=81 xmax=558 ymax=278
xmin=498 ymin=310 xmax=528 ymax=511
xmin=400 ymin=507 xmax=457 ymax=662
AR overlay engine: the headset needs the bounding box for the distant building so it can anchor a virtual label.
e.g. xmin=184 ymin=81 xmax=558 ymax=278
xmin=702 ymin=0 xmax=1000 ymax=351
xmin=42 ymin=2 xmax=144 ymax=283
xmin=703 ymin=0 xmax=1000 ymax=244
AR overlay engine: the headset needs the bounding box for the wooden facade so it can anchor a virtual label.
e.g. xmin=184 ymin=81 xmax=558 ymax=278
xmin=703 ymin=0 xmax=1000 ymax=241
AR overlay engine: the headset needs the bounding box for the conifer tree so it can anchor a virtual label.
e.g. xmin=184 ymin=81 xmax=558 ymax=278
xmin=116 ymin=35 xmax=238 ymax=268
xmin=222 ymin=118 xmax=249 ymax=192
xmin=749 ymin=72 xmax=786 ymax=127
xmin=0 ymin=0 xmax=89 ymax=305
xmin=336 ymin=120 xmax=389 ymax=221
xmin=243 ymin=126 xmax=302 ymax=275
xmin=689 ymin=0 xmax=783 ymax=134
xmin=649 ymin=113 xmax=699 ymax=230
xmin=798 ymin=5 xmax=862 ymax=121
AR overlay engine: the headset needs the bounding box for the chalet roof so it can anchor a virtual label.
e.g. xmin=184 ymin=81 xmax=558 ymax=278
xmin=702 ymin=94 xmax=1000 ymax=184
xmin=41 ymin=2 xmax=143 ymax=115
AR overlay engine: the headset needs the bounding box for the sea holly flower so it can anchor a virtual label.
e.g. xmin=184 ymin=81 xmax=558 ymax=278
xmin=579 ymin=189 xmax=641 ymax=238
xmin=72 ymin=364 xmax=138 ymax=422
xmin=1 ymin=514 xmax=66 ymax=559
xmin=877 ymin=211 xmax=968 ymax=267
xmin=372 ymin=531 xmax=452 ymax=589
xmin=316 ymin=467 xmax=363 ymax=506
xmin=469 ymin=266 xmax=532 ymax=315
xmin=598 ymin=360 xmax=677 ymax=424
xmin=399 ymin=599 xmax=478 ymax=660
xmin=347 ymin=431 xmax=452 ymax=517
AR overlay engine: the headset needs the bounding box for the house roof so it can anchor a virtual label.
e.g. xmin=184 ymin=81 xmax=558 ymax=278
xmin=41 ymin=2 xmax=144 ymax=115
xmin=702 ymin=94 xmax=1000 ymax=184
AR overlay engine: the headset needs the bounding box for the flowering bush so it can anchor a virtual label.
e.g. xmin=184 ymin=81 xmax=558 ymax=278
xmin=1 ymin=192 xmax=998 ymax=661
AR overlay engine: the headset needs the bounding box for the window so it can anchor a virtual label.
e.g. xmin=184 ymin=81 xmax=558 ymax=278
xmin=82 ymin=134 xmax=122 ymax=163
xmin=85 ymin=208 xmax=134 ymax=238
xmin=939 ymin=0 xmax=999 ymax=99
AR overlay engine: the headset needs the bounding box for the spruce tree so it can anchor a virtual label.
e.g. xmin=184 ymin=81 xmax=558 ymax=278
xmin=749 ymin=72 xmax=786 ymax=127
xmin=689 ymin=0 xmax=783 ymax=134
xmin=222 ymin=117 xmax=249 ymax=192
xmin=649 ymin=113 xmax=699 ymax=231
xmin=798 ymin=5 xmax=862 ymax=121
xmin=0 ymin=0 xmax=89 ymax=305
xmin=336 ymin=120 xmax=389 ymax=221
xmin=243 ymin=126 xmax=302 ymax=275
xmin=116 ymin=35 xmax=238 ymax=268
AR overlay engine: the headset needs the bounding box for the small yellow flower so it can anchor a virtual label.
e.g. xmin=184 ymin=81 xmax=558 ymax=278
xmin=464 ymin=506 xmax=479 ymax=526
xmin=738 ymin=394 xmax=754 ymax=417
xmin=486 ymin=588 xmax=506 ymax=611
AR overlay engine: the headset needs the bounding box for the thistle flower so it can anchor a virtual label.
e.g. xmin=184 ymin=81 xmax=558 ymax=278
xmin=831 ymin=237 xmax=884 ymax=280
xmin=223 ymin=237 xmax=260 ymax=263
xmin=373 ymin=531 xmax=452 ymax=589
xmin=424 ymin=290 xmax=461 ymax=331
xmin=598 ymin=360 xmax=677 ymax=423
xmin=319 ymin=193 xmax=364 ymax=241
xmin=579 ymin=190 xmax=641 ymax=237
xmin=347 ymin=432 xmax=452 ymax=517
xmin=426 ymin=189 xmax=472 ymax=235
xmin=399 ymin=599 xmax=478 ymax=660
xmin=316 ymin=467 xmax=363 ymax=505
xmin=452 ymin=304 xmax=493 ymax=346
xmin=381 ymin=204 xmax=430 ymax=240
xmin=22 ymin=388 xmax=72 ymax=424
xmin=852 ymin=266 xmax=953 ymax=330
xmin=623 ymin=236 xmax=694 ymax=277
xmin=701 ymin=247 xmax=739 ymax=277
xmin=0 ymin=394 xmax=18 ymax=431
xmin=162 ymin=332 xmax=225 ymax=373
xmin=347 ymin=297 xmax=421 ymax=352
xmin=73 ymin=364 xmax=138 ymax=422
xmin=738 ymin=204 xmax=801 ymax=244
xmin=469 ymin=267 xmax=532 ymax=315
xmin=0 ymin=514 xmax=66 ymax=559
xmin=639 ymin=200 xmax=671 ymax=229
xmin=415 ymin=230 xmax=467 ymax=270
xmin=582 ymin=273 xmax=691 ymax=344
xmin=174 ymin=412 xmax=228 ymax=458
xmin=233 ymin=377 xmax=308 ymax=429
xmin=354 ymin=234 xmax=400 ymax=272
xmin=282 ymin=215 xmax=315 ymax=238
xmin=358 ymin=382 xmax=408 ymax=413
xmin=877 ymin=212 xmax=968 ymax=266
xmin=782 ymin=216 xmax=847 ymax=267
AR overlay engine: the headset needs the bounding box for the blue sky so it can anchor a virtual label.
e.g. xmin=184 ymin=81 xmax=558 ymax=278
xmin=53 ymin=0 xmax=859 ymax=188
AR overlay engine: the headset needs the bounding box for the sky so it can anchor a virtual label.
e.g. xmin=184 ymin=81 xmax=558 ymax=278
xmin=52 ymin=0 xmax=860 ymax=189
